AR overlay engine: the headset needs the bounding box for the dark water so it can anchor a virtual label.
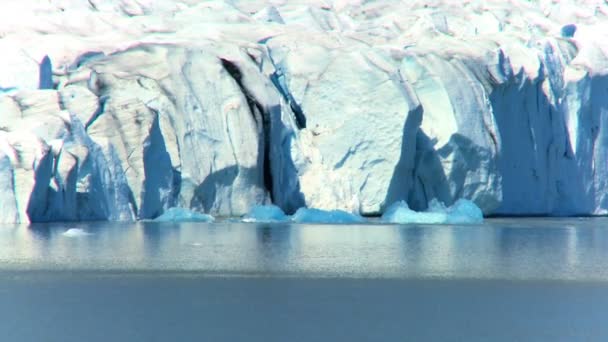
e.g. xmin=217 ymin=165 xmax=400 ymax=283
xmin=1 ymin=218 xmax=608 ymax=341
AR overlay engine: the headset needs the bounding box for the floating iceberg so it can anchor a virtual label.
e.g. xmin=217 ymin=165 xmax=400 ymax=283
xmin=291 ymin=208 xmax=365 ymax=224
xmin=243 ymin=205 xmax=288 ymax=222
xmin=153 ymin=208 xmax=215 ymax=223
xmin=62 ymin=228 xmax=91 ymax=237
xmin=381 ymin=199 xmax=483 ymax=224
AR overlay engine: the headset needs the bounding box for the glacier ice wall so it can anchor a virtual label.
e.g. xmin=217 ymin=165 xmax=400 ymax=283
xmin=1 ymin=0 xmax=608 ymax=222
xmin=265 ymin=34 xmax=422 ymax=215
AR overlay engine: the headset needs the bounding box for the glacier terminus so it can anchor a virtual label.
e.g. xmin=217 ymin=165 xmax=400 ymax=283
xmin=1 ymin=0 xmax=608 ymax=223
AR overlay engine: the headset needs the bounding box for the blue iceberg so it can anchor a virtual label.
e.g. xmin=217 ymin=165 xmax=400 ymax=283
xmin=381 ymin=199 xmax=483 ymax=224
xmin=446 ymin=199 xmax=484 ymax=223
xmin=243 ymin=205 xmax=288 ymax=222
xmin=291 ymin=208 xmax=365 ymax=224
xmin=153 ymin=208 xmax=215 ymax=223
xmin=381 ymin=201 xmax=448 ymax=224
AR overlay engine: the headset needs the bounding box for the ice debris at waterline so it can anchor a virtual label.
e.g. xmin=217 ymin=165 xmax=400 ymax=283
xmin=242 ymin=205 xmax=364 ymax=224
xmin=153 ymin=208 xmax=215 ymax=223
xmin=243 ymin=205 xmax=288 ymax=222
xmin=291 ymin=208 xmax=365 ymax=224
xmin=62 ymin=228 xmax=92 ymax=237
xmin=382 ymin=199 xmax=483 ymax=224
xmin=240 ymin=200 xmax=483 ymax=224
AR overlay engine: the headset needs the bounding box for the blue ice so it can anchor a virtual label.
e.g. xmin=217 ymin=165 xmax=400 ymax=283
xmin=445 ymin=199 xmax=484 ymax=223
xmin=243 ymin=205 xmax=288 ymax=222
xmin=153 ymin=208 xmax=215 ymax=222
xmin=381 ymin=199 xmax=483 ymax=224
xmin=291 ymin=208 xmax=365 ymax=224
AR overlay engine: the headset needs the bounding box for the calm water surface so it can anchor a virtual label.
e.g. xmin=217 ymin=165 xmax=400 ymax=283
xmin=1 ymin=218 xmax=608 ymax=280
xmin=1 ymin=218 xmax=608 ymax=341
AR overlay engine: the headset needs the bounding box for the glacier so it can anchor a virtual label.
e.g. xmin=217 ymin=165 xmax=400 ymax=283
xmin=1 ymin=0 xmax=608 ymax=223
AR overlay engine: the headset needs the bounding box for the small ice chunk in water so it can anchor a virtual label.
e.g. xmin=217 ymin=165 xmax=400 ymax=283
xmin=381 ymin=199 xmax=483 ymax=224
xmin=291 ymin=208 xmax=365 ymax=224
xmin=62 ymin=228 xmax=91 ymax=237
xmin=243 ymin=205 xmax=288 ymax=222
xmin=153 ymin=208 xmax=215 ymax=222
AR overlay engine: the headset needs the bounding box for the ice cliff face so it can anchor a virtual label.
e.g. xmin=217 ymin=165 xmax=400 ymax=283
xmin=1 ymin=0 xmax=608 ymax=222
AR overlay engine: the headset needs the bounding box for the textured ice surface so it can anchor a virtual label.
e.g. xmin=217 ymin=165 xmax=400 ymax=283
xmin=243 ymin=205 xmax=288 ymax=222
xmin=291 ymin=208 xmax=365 ymax=224
xmin=1 ymin=0 xmax=608 ymax=223
xmin=153 ymin=208 xmax=215 ymax=223
xmin=382 ymin=200 xmax=483 ymax=224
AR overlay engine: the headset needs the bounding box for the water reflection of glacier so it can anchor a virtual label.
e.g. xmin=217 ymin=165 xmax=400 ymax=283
xmin=1 ymin=218 xmax=608 ymax=280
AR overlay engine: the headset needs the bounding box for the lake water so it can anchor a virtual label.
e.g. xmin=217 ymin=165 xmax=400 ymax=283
xmin=1 ymin=218 xmax=608 ymax=341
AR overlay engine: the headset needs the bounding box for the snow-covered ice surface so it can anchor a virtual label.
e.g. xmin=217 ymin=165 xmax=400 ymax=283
xmin=2 ymin=0 xmax=608 ymax=223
